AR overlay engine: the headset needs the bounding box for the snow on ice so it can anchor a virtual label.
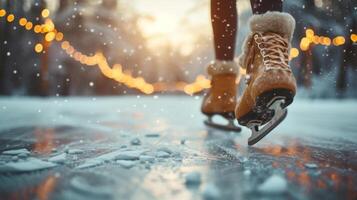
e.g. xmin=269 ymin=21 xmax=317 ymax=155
xmin=202 ymin=183 xmax=221 ymax=200
xmin=2 ymin=148 xmax=30 ymax=156
xmin=258 ymin=174 xmax=288 ymax=194
xmin=67 ymin=149 xmax=84 ymax=155
xmin=48 ymin=153 xmax=67 ymax=164
xmin=116 ymin=160 xmax=136 ymax=169
xmin=0 ymin=157 xmax=57 ymax=173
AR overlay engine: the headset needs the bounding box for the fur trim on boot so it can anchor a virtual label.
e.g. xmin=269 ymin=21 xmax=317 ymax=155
xmin=238 ymin=12 xmax=295 ymax=69
xmin=207 ymin=60 xmax=239 ymax=76
xmin=250 ymin=11 xmax=295 ymax=41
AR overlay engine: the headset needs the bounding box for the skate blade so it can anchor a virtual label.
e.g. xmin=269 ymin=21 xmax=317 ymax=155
xmin=247 ymin=99 xmax=287 ymax=146
xmin=204 ymin=118 xmax=242 ymax=132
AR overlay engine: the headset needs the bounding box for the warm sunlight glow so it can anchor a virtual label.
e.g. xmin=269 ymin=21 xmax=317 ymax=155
xmin=2 ymin=8 xmax=337 ymax=95
xmin=127 ymin=0 xmax=210 ymax=55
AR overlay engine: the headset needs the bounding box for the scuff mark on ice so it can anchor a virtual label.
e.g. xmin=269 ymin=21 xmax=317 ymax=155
xmin=75 ymin=150 xmax=146 ymax=169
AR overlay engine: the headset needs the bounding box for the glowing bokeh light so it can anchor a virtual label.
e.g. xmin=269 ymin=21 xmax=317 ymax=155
xmin=7 ymin=14 xmax=14 ymax=22
xmin=0 ymin=9 xmax=6 ymax=17
xmin=41 ymin=9 xmax=50 ymax=18
xmin=25 ymin=22 xmax=33 ymax=30
xmin=35 ymin=43 xmax=44 ymax=53
xmin=289 ymin=48 xmax=299 ymax=60
xmin=333 ymin=36 xmax=345 ymax=46
xmin=1 ymin=8 xmax=355 ymax=95
xmin=45 ymin=32 xmax=56 ymax=42
xmin=19 ymin=18 xmax=27 ymax=26
xmin=351 ymin=34 xmax=357 ymax=43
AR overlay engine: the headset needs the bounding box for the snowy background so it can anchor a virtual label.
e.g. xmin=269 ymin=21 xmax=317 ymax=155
xmin=0 ymin=0 xmax=356 ymax=97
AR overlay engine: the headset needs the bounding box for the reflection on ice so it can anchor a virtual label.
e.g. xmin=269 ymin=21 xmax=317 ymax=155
xmin=0 ymin=97 xmax=356 ymax=200
xmin=253 ymin=139 xmax=356 ymax=199
xmin=33 ymin=128 xmax=56 ymax=155
xmin=37 ymin=175 xmax=58 ymax=200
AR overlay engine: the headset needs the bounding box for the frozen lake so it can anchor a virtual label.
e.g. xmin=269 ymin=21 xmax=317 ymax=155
xmin=0 ymin=96 xmax=356 ymax=200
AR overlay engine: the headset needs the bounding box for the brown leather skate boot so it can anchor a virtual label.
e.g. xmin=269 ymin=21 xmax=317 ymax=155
xmin=201 ymin=60 xmax=241 ymax=131
xmin=235 ymin=12 xmax=297 ymax=145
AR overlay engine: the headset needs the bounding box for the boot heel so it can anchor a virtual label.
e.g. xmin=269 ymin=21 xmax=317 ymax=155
xmin=255 ymin=88 xmax=295 ymax=110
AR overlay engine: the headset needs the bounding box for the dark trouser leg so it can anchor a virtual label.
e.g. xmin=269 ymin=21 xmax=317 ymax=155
xmin=250 ymin=0 xmax=283 ymax=14
xmin=211 ymin=0 xmax=237 ymax=61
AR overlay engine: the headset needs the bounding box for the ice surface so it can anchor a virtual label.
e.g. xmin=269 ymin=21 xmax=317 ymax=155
xmin=48 ymin=153 xmax=67 ymax=164
xmin=76 ymin=160 xmax=103 ymax=169
xmin=157 ymin=147 xmax=173 ymax=154
xmin=11 ymin=156 xmax=19 ymax=162
xmin=0 ymin=157 xmax=56 ymax=173
xmin=156 ymin=151 xmax=170 ymax=158
xmin=115 ymin=150 xmax=146 ymax=160
xmin=202 ymin=183 xmax=221 ymax=200
xmin=185 ymin=171 xmax=202 ymax=186
xmin=70 ymin=176 xmax=113 ymax=198
xmin=180 ymin=139 xmax=186 ymax=145
xmin=130 ymin=138 xmax=141 ymax=145
xmin=139 ymin=155 xmax=155 ymax=163
xmin=0 ymin=97 xmax=356 ymax=200
xmin=145 ymin=133 xmax=160 ymax=137
xmin=116 ymin=160 xmax=135 ymax=169
xmin=0 ymin=97 xmax=356 ymax=143
xmin=243 ymin=170 xmax=251 ymax=176
xmin=67 ymin=149 xmax=84 ymax=154
xmin=2 ymin=148 xmax=30 ymax=156
xmin=258 ymin=174 xmax=288 ymax=194
xmin=18 ymin=153 xmax=29 ymax=159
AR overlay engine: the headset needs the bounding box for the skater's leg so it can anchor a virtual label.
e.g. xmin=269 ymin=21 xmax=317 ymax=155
xmin=201 ymin=0 xmax=240 ymax=132
xmin=250 ymin=0 xmax=283 ymax=14
xmin=211 ymin=0 xmax=237 ymax=61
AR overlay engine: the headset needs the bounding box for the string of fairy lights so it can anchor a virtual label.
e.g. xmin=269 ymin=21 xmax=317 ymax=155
xmin=0 ymin=8 xmax=356 ymax=95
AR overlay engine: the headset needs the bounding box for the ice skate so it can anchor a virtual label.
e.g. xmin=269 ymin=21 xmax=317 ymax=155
xmin=235 ymin=12 xmax=297 ymax=145
xmin=202 ymin=60 xmax=241 ymax=132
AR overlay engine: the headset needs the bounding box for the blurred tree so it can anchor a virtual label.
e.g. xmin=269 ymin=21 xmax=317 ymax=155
xmin=0 ymin=0 xmax=45 ymax=96
xmin=286 ymin=0 xmax=357 ymax=98
xmin=0 ymin=0 xmax=10 ymax=95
